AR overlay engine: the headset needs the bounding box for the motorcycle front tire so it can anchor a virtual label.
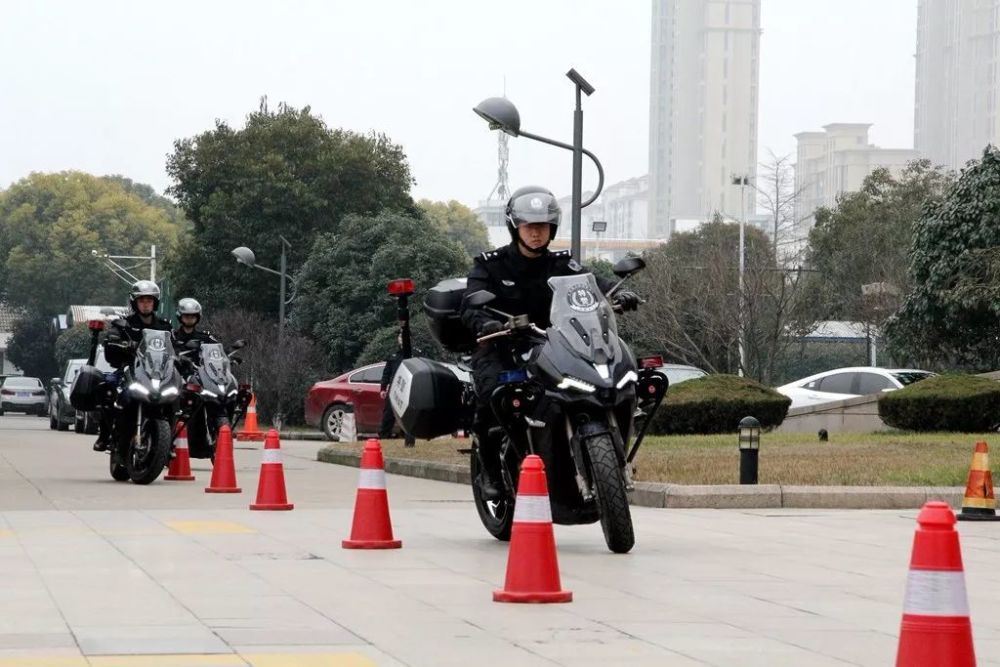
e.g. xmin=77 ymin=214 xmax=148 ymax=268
xmin=584 ymin=432 xmax=635 ymax=554
xmin=127 ymin=418 xmax=172 ymax=485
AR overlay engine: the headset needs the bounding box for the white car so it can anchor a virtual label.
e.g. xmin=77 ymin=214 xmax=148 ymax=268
xmin=656 ymin=364 xmax=708 ymax=386
xmin=776 ymin=367 xmax=935 ymax=409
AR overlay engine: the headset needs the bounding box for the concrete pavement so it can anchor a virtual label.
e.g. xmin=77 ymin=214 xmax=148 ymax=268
xmin=1 ymin=414 xmax=1000 ymax=666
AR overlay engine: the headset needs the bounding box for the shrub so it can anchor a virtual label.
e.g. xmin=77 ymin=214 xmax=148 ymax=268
xmin=647 ymin=374 xmax=791 ymax=435
xmin=877 ymin=374 xmax=1000 ymax=432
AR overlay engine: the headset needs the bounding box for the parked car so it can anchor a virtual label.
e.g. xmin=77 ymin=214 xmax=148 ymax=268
xmin=49 ymin=350 xmax=113 ymax=433
xmin=656 ymin=363 xmax=708 ymax=386
xmin=776 ymin=367 xmax=935 ymax=409
xmin=0 ymin=376 xmax=48 ymax=416
xmin=305 ymin=361 xmax=470 ymax=441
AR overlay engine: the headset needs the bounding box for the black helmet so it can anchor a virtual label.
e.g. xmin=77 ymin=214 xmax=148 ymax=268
xmin=505 ymin=185 xmax=560 ymax=249
xmin=128 ymin=280 xmax=160 ymax=313
xmin=176 ymin=297 xmax=202 ymax=324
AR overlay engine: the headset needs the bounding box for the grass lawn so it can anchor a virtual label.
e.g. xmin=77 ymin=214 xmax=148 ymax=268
xmin=329 ymin=431 xmax=1000 ymax=486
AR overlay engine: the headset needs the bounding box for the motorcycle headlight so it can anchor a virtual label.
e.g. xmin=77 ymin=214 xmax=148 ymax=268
xmin=128 ymin=382 xmax=150 ymax=397
xmin=201 ymin=389 xmax=218 ymax=398
xmin=556 ymin=376 xmax=596 ymax=393
xmin=616 ymin=371 xmax=638 ymax=390
xmin=160 ymin=386 xmax=178 ymax=398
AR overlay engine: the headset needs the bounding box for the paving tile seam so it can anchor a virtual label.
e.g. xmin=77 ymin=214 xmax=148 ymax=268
xmin=575 ymin=615 xmax=717 ymax=666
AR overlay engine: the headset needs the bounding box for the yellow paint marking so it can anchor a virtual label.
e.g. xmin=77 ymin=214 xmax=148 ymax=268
xmin=89 ymin=657 xmax=245 ymax=667
xmin=243 ymin=655 xmax=378 ymax=667
xmin=0 ymin=529 xmax=13 ymax=538
xmin=0 ymin=659 xmax=88 ymax=667
xmin=165 ymin=520 xmax=256 ymax=534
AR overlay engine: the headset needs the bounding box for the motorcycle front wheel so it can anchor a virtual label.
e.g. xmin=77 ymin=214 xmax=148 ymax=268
xmin=470 ymin=451 xmax=514 ymax=542
xmin=584 ymin=432 xmax=635 ymax=554
xmin=127 ymin=418 xmax=172 ymax=485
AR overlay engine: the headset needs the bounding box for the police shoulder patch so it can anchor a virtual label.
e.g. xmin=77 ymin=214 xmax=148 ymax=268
xmin=480 ymin=249 xmax=502 ymax=262
xmin=551 ymin=249 xmax=571 ymax=257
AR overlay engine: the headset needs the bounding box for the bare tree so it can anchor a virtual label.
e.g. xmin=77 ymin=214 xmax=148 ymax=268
xmin=756 ymin=150 xmax=807 ymax=266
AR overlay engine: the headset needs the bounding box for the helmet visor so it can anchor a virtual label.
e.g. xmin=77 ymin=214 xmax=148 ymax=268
xmin=509 ymin=192 xmax=561 ymax=226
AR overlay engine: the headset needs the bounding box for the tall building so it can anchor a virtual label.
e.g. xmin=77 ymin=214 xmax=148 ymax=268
xmin=648 ymin=0 xmax=762 ymax=239
xmin=794 ymin=123 xmax=919 ymax=231
xmin=914 ymin=0 xmax=1000 ymax=170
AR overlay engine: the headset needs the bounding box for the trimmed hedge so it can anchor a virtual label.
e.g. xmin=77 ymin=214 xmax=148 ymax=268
xmin=877 ymin=374 xmax=1000 ymax=432
xmin=647 ymin=374 xmax=792 ymax=435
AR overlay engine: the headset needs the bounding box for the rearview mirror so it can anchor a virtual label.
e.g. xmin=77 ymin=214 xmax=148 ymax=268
xmin=230 ymin=354 xmax=243 ymax=365
xmin=231 ymin=339 xmax=246 ymax=350
xmin=185 ymin=339 xmax=201 ymax=350
xmin=612 ymin=257 xmax=646 ymax=278
xmin=111 ymin=318 xmax=128 ymax=329
xmin=463 ymin=290 xmax=496 ymax=308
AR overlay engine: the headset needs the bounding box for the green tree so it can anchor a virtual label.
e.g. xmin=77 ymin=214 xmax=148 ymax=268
xmin=417 ymin=199 xmax=490 ymax=256
xmin=54 ymin=326 xmax=93 ymax=369
xmin=799 ymin=161 xmax=954 ymax=324
xmin=886 ymin=148 xmax=1000 ymax=369
xmin=166 ymin=99 xmax=417 ymax=316
xmin=6 ymin=315 xmax=57 ymax=380
xmin=0 ymin=172 xmax=180 ymax=315
xmin=102 ymin=175 xmax=188 ymax=230
xmin=292 ymin=210 xmax=470 ymax=372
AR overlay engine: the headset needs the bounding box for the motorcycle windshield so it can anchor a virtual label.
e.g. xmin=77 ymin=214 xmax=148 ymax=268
xmin=198 ymin=343 xmax=230 ymax=391
xmin=547 ymin=274 xmax=619 ymax=365
xmin=137 ymin=330 xmax=175 ymax=381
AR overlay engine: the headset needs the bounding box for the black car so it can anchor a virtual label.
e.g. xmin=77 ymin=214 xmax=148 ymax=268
xmin=49 ymin=351 xmax=113 ymax=433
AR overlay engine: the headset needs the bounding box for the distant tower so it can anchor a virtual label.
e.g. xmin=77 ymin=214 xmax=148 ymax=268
xmin=486 ymin=130 xmax=510 ymax=203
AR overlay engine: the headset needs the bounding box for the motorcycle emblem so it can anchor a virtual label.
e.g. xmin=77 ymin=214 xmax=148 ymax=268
xmin=209 ymin=348 xmax=223 ymax=360
xmin=530 ymin=197 xmax=544 ymax=210
xmin=567 ymin=285 xmax=599 ymax=312
xmin=149 ymin=337 xmax=165 ymax=351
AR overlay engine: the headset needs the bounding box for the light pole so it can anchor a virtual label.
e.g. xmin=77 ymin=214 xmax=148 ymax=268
xmin=92 ymin=244 xmax=158 ymax=285
xmin=232 ymin=236 xmax=294 ymax=338
xmin=591 ymin=220 xmax=607 ymax=261
xmin=732 ymin=175 xmax=750 ymax=377
xmin=473 ymin=69 xmax=605 ymax=262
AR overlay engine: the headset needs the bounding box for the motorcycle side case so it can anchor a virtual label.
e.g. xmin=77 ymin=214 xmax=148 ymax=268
xmin=69 ymin=365 xmax=105 ymax=411
xmin=389 ymin=357 xmax=466 ymax=439
xmin=423 ymin=277 xmax=477 ymax=354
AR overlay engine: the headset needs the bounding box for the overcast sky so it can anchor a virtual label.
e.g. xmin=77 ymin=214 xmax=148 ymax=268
xmin=0 ymin=0 xmax=916 ymax=210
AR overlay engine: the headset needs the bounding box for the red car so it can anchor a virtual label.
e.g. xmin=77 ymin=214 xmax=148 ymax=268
xmin=305 ymin=363 xmax=396 ymax=440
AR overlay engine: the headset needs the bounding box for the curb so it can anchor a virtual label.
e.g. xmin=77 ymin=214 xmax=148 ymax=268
xmin=278 ymin=432 xmax=328 ymax=442
xmin=316 ymin=446 xmax=964 ymax=510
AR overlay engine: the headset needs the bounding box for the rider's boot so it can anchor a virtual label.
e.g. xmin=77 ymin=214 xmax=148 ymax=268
xmin=474 ymin=425 xmax=504 ymax=501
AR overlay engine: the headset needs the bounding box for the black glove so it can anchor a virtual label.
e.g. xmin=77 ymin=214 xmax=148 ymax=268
xmin=478 ymin=320 xmax=504 ymax=337
xmin=614 ymin=290 xmax=641 ymax=312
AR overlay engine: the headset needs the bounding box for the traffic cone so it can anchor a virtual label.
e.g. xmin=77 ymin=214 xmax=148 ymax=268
xmin=342 ymin=438 xmax=401 ymax=549
xmin=205 ymin=424 xmax=241 ymax=493
xmin=493 ymin=454 xmax=572 ymax=603
xmin=895 ymin=501 xmax=975 ymax=667
xmin=236 ymin=394 xmax=265 ymax=442
xmin=164 ymin=422 xmax=195 ymax=481
xmin=250 ymin=429 xmax=293 ymax=511
xmin=957 ymin=441 xmax=1000 ymax=522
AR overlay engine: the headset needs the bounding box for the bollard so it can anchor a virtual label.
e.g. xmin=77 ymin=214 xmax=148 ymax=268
xmin=738 ymin=416 xmax=760 ymax=485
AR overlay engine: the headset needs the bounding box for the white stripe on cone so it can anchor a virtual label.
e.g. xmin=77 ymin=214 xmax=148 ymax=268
xmin=175 ymin=438 xmax=188 ymax=450
xmin=358 ymin=468 xmax=386 ymax=490
xmin=513 ymin=495 xmax=552 ymax=523
xmin=903 ymin=570 xmax=970 ymax=617
xmin=261 ymin=449 xmax=282 ymax=464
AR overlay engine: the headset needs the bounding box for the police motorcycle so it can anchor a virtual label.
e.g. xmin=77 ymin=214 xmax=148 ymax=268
xmin=73 ymin=315 xmax=181 ymax=484
xmin=174 ymin=338 xmax=249 ymax=460
xmin=391 ymin=257 xmax=668 ymax=554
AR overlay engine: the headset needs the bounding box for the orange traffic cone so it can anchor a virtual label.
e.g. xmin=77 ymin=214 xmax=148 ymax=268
xmin=957 ymin=441 xmax=1000 ymax=522
xmin=342 ymin=439 xmax=401 ymax=549
xmin=164 ymin=422 xmax=195 ymax=481
xmin=250 ymin=429 xmax=293 ymax=511
xmin=205 ymin=424 xmax=241 ymax=493
xmin=493 ymin=455 xmax=572 ymax=603
xmin=236 ymin=394 xmax=265 ymax=442
xmin=896 ymin=501 xmax=975 ymax=667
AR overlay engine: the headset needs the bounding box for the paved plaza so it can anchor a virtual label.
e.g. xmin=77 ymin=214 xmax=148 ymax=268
xmin=1 ymin=414 xmax=999 ymax=666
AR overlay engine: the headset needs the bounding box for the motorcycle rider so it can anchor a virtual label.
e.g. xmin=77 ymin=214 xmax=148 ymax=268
xmin=93 ymin=280 xmax=172 ymax=452
xmin=459 ymin=185 xmax=641 ymax=499
xmin=172 ymin=298 xmax=218 ymax=349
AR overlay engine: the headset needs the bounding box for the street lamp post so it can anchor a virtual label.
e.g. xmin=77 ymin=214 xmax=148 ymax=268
xmin=232 ymin=236 xmax=294 ymax=339
xmin=732 ymin=175 xmax=750 ymax=377
xmin=473 ymin=69 xmax=604 ymax=263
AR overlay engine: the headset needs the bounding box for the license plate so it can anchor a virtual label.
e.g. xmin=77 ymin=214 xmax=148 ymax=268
xmin=16 ymin=392 xmax=30 ymax=398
